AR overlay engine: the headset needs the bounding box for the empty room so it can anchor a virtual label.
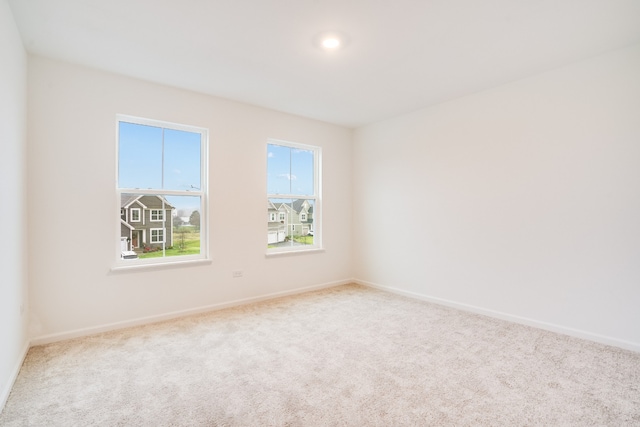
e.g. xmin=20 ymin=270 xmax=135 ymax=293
xmin=1 ymin=0 xmax=639 ymax=425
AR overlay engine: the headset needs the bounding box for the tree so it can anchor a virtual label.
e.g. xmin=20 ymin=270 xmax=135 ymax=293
xmin=189 ymin=210 xmax=200 ymax=229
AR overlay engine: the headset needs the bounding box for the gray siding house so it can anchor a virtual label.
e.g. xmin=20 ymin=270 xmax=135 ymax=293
xmin=267 ymin=199 xmax=313 ymax=244
xmin=120 ymin=195 xmax=174 ymax=252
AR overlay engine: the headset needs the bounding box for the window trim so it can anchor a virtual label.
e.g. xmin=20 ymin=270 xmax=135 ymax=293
xmin=114 ymin=114 xmax=209 ymax=270
xmin=267 ymin=138 xmax=321 ymax=255
xmin=150 ymin=228 xmax=165 ymax=243
xmin=150 ymin=209 xmax=164 ymax=222
xmin=130 ymin=208 xmax=141 ymax=222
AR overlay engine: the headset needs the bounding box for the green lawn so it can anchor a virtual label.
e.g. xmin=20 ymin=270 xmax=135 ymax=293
xmin=293 ymin=235 xmax=314 ymax=245
xmin=267 ymin=234 xmax=313 ymax=249
xmin=139 ymin=229 xmax=200 ymax=259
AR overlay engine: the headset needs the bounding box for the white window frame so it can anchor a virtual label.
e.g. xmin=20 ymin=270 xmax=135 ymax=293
xmin=269 ymin=213 xmax=276 ymax=221
xmin=267 ymin=138 xmax=321 ymax=255
xmin=115 ymin=115 xmax=210 ymax=269
xmin=150 ymin=209 xmax=164 ymax=222
xmin=300 ymin=213 xmax=307 ymax=221
xmin=130 ymin=208 xmax=141 ymax=222
xmin=150 ymin=228 xmax=165 ymax=243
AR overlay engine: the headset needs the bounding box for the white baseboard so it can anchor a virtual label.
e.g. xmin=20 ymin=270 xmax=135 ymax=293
xmin=0 ymin=340 xmax=29 ymax=414
xmin=30 ymin=279 xmax=352 ymax=347
xmin=354 ymin=279 xmax=640 ymax=353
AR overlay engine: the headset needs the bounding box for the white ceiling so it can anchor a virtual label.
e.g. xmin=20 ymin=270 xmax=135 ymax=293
xmin=8 ymin=0 xmax=640 ymax=128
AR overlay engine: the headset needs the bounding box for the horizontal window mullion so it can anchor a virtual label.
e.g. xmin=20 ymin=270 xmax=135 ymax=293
xmin=267 ymin=194 xmax=316 ymax=200
xmin=118 ymin=188 xmax=203 ymax=197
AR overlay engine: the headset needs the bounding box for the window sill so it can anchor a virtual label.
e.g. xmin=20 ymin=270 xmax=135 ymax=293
xmin=265 ymin=247 xmax=325 ymax=258
xmin=111 ymin=257 xmax=212 ymax=273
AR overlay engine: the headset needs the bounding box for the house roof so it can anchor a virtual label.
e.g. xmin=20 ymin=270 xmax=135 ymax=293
xmin=121 ymin=195 xmax=145 ymax=209
xmin=121 ymin=194 xmax=175 ymax=209
xmin=291 ymin=199 xmax=309 ymax=213
xmin=120 ymin=219 xmax=134 ymax=231
xmin=270 ymin=200 xmax=314 ymax=214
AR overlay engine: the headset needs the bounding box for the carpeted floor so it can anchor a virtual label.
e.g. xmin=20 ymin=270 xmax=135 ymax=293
xmin=1 ymin=284 xmax=639 ymax=426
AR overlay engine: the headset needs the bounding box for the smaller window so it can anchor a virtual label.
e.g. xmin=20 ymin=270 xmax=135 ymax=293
xmin=150 ymin=209 xmax=164 ymax=222
xmin=269 ymin=213 xmax=276 ymax=221
xmin=120 ymin=209 xmax=125 ymax=220
xmin=279 ymin=212 xmax=285 ymax=221
xmin=301 ymin=213 xmax=307 ymax=221
xmin=130 ymin=208 xmax=141 ymax=222
xmin=150 ymin=228 xmax=165 ymax=243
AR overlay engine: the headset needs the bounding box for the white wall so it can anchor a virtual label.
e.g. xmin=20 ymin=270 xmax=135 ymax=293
xmin=27 ymin=56 xmax=353 ymax=341
xmin=353 ymin=44 xmax=640 ymax=350
xmin=0 ymin=0 xmax=29 ymax=409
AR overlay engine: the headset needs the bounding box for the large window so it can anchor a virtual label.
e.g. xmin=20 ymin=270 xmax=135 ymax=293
xmin=267 ymin=139 xmax=321 ymax=253
xmin=116 ymin=115 xmax=208 ymax=266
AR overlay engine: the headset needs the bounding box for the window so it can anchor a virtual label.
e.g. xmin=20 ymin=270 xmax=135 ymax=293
xmin=267 ymin=139 xmax=321 ymax=253
xmin=116 ymin=115 xmax=208 ymax=266
xmin=269 ymin=213 xmax=276 ymax=221
xmin=150 ymin=228 xmax=165 ymax=243
xmin=150 ymin=209 xmax=164 ymax=221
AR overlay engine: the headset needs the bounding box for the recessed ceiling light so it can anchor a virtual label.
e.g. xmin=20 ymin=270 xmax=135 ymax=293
xmin=321 ymin=37 xmax=341 ymax=49
xmin=315 ymin=31 xmax=348 ymax=51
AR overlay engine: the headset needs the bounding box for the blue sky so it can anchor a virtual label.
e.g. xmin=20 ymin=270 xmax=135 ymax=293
xmin=119 ymin=121 xmax=202 ymax=211
xmin=267 ymin=143 xmax=314 ymax=196
xmin=119 ymin=125 xmax=314 ymax=212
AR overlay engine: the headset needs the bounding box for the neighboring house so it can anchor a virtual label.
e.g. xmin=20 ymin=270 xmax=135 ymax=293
xmin=120 ymin=195 xmax=174 ymax=252
xmin=267 ymin=199 xmax=313 ymax=244
xmin=267 ymin=200 xmax=286 ymax=244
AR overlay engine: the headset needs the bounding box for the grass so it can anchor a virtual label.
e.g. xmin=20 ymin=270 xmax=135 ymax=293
xmin=293 ymin=235 xmax=314 ymax=245
xmin=138 ymin=229 xmax=200 ymax=259
xmin=267 ymin=235 xmax=313 ymax=249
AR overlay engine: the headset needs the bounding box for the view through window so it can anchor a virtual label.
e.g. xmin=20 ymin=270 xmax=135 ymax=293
xmin=267 ymin=140 xmax=320 ymax=253
xmin=117 ymin=116 xmax=207 ymax=265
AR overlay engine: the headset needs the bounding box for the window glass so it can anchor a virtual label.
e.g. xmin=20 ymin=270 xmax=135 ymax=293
xmin=267 ymin=140 xmax=320 ymax=253
xmin=117 ymin=116 xmax=207 ymax=266
xmin=118 ymin=122 xmax=163 ymax=189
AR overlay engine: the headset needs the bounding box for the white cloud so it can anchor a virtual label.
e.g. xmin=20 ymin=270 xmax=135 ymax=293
xmin=268 ymin=152 xmax=274 ymax=158
xmin=278 ymin=173 xmax=297 ymax=181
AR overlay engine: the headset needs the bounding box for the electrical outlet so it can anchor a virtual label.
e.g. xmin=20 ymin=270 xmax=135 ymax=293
xmin=232 ymin=270 xmax=243 ymax=278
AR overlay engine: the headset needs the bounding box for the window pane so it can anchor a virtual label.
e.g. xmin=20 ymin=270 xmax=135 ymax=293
xmin=166 ymin=195 xmax=202 ymax=257
xmin=267 ymin=144 xmax=314 ymax=196
xmin=164 ymin=129 xmax=202 ymax=191
xmin=120 ymin=193 xmax=201 ymax=260
xmin=291 ymin=148 xmax=314 ymax=196
xmin=267 ymin=144 xmax=293 ymax=195
xmin=118 ymin=122 xmax=163 ymax=189
xmin=267 ymin=198 xmax=314 ymax=249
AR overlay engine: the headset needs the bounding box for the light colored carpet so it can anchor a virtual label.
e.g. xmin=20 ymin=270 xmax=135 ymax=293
xmin=1 ymin=284 xmax=639 ymax=426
